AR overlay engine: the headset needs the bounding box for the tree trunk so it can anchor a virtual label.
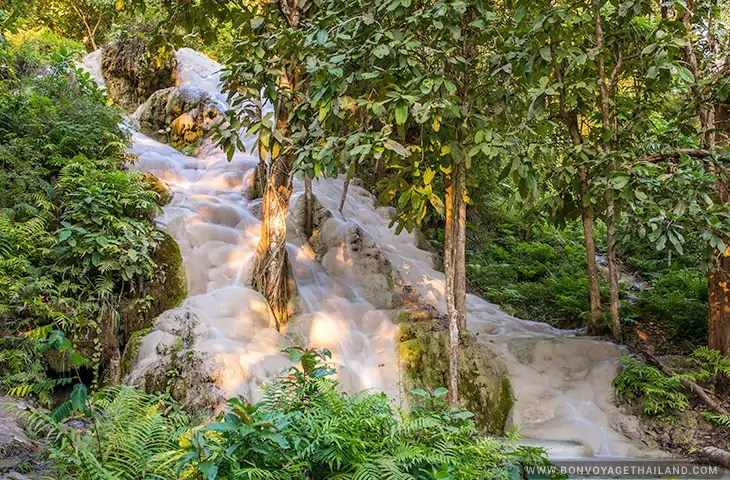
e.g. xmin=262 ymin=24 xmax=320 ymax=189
xmin=251 ymin=107 xmax=268 ymax=200
xmin=606 ymin=193 xmax=620 ymax=339
xmin=444 ymin=172 xmax=458 ymax=406
xmin=252 ymin=158 xmax=267 ymax=200
xmin=303 ymin=174 xmax=313 ymax=238
xmin=250 ymin=73 xmax=297 ymax=330
xmin=709 ymin=250 xmax=730 ymax=356
xmin=338 ymin=163 xmax=355 ymax=213
xmin=444 ymin=158 xmax=467 ymax=406
xmin=250 ymin=158 xmax=295 ymax=330
xmin=453 ymin=160 xmax=467 ymax=333
xmin=700 ymin=447 xmax=730 ymax=469
xmin=578 ymin=175 xmax=603 ymax=333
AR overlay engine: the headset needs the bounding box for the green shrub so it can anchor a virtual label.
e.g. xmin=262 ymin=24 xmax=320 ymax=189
xmin=6 ymin=28 xmax=84 ymax=77
xmin=0 ymin=41 xmax=162 ymax=401
xmin=28 ymin=385 xmax=192 ymax=480
xmin=173 ymin=347 xmax=555 ymax=480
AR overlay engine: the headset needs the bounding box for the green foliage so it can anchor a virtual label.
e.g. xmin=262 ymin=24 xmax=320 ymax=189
xmin=174 ymin=348 xmax=555 ymax=480
xmin=6 ymin=27 xmax=84 ymax=76
xmin=613 ymin=348 xmax=730 ymax=418
xmin=0 ymin=40 xmax=162 ymax=401
xmin=701 ymin=412 xmax=730 ymax=428
xmin=613 ymin=357 xmax=689 ymax=416
xmin=27 ymin=385 xmax=192 ymax=480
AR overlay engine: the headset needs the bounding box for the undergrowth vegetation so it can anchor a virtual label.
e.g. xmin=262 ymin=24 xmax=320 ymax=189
xmin=613 ymin=347 xmax=730 ymax=419
xmin=0 ymin=32 xmax=162 ymax=403
xmin=29 ymin=348 xmax=555 ymax=480
xmin=428 ymin=180 xmax=710 ymax=350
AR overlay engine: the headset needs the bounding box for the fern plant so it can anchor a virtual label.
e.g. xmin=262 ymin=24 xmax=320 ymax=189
xmin=614 ymin=348 xmax=730 ymax=419
xmin=173 ymin=348 xmax=557 ymax=480
xmin=613 ymin=357 xmax=689 ymax=416
xmin=28 ymin=385 xmax=190 ymax=480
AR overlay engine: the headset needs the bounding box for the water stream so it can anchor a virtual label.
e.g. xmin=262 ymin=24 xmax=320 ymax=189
xmin=83 ymin=49 xmax=657 ymax=460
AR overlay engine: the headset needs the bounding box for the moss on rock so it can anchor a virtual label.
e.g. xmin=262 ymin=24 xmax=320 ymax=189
xmin=101 ymin=35 xmax=177 ymax=112
xmin=121 ymin=327 xmax=152 ymax=377
xmin=118 ymin=231 xmax=186 ymax=338
xmin=140 ymin=172 xmax=172 ymax=206
xmin=396 ymin=306 xmax=514 ymax=435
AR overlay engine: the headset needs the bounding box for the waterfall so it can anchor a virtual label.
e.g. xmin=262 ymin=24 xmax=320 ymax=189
xmin=83 ymin=48 xmax=659 ymax=460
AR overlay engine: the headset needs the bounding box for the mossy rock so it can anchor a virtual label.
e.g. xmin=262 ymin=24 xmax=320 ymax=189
xmin=396 ymin=307 xmax=514 ymax=435
xmin=140 ymin=172 xmax=172 ymax=206
xmin=121 ymin=327 xmax=152 ymax=378
xmin=118 ymin=231 xmax=187 ymax=341
xmin=101 ymin=35 xmax=177 ymax=112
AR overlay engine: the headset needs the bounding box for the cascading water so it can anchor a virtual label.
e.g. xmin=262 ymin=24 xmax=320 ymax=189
xmin=83 ymin=48 xmax=658 ymax=460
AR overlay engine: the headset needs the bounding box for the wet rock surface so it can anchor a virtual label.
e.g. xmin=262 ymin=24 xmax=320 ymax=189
xmin=136 ymin=85 xmax=223 ymax=146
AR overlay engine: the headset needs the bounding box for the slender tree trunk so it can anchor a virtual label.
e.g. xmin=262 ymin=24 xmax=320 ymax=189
xmin=444 ymin=158 xmax=467 ymax=405
xmin=567 ymin=113 xmax=603 ymax=331
xmin=251 ymin=106 xmax=268 ymax=200
xmin=444 ymin=172 xmax=458 ymax=406
xmin=681 ymin=0 xmax=730 ymax=353
xmin=606 ymin=194 xmax=620 ymax=339
xmin=578 ymin=172 xmax=603 ymax=333
xmin=71 ymin=3 xmax=99 ymax=51
xmin=594 ymin=0 xmax=620 ymax=338
xmin=303 ymin=174 xmax=313 ymax=238
xmin=453 ymin=161 xmax=467 ymax=333
xmin=338 ymin=163 xmax=356 ymax=213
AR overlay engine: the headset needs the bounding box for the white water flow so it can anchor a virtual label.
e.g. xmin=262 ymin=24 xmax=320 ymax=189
xmin=84 ymin=49 xmax=658 ymax=459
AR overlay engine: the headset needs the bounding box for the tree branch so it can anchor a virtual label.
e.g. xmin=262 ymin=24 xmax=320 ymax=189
xmin=634 ymin=148 xmax=712 ymax=164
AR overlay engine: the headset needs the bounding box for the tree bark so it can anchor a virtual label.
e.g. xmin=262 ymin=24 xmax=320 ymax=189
xmin=444 ymin=158 xmax=467 ymax=406
xmin=558 ymin=50 xmax=602 ymax=331
xmin=338 ymin=163 xmax=356 ymax=213
xmin=453 ymin=160 xmax=467 ymax=334
xmin=593 ymin=0 xmax=620 ymax=338
xmin=444 ymin=170 xmax=458 ymax=406
xmin=606 ymin=194 xmax=620 ymax=339
xmin=303 ymin=174 xmax=313 ymax=238
xmin=699 ymin=447 xmax=730 ymax=469
xmin=250 ymin=71 xmax=297 ymax=330
xmin=709 ymin=250 xmax=730 ymax=356
xmin=578 ymin=168 xmax=603 ymax=333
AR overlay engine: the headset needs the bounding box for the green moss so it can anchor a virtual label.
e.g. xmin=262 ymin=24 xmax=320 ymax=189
xmin=121 ymin=328 xmax=152 ymax=377
xmin=118 ymin=231 xmax=187 ymax=341
xmin=396 ymin=308 xmax=514 ymax=435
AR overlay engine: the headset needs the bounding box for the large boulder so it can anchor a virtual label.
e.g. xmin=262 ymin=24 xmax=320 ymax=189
xmin=126 ymin=308 xmax=224 ymax=412
xmin=101 ymin=35 xmax=177 ymax=112
xmin=395 ymin=304 xmax=514 ymax=435
xmin=118 ymin=231 xmax=187 ymax=340
xmin=0 ymin=398 xmax=36 ymax=473
xmin=135 ymin=85 xmax=223 ymax=146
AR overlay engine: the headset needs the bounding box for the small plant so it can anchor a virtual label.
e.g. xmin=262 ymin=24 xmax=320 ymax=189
xmin=27 ymin=385 xmax=190 ymax=480
xmin=614 ymin=348 xmax=730 ymax=418
xmin=613 ymin=357 xmax=689 ymax=416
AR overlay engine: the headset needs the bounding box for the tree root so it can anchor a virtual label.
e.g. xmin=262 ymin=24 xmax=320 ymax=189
xmin=699 ymin=447 xmax=730 ymax=469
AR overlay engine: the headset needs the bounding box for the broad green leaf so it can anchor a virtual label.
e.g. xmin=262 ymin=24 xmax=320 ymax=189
xmin=395 ymin=102 xmax=408 ymax=125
